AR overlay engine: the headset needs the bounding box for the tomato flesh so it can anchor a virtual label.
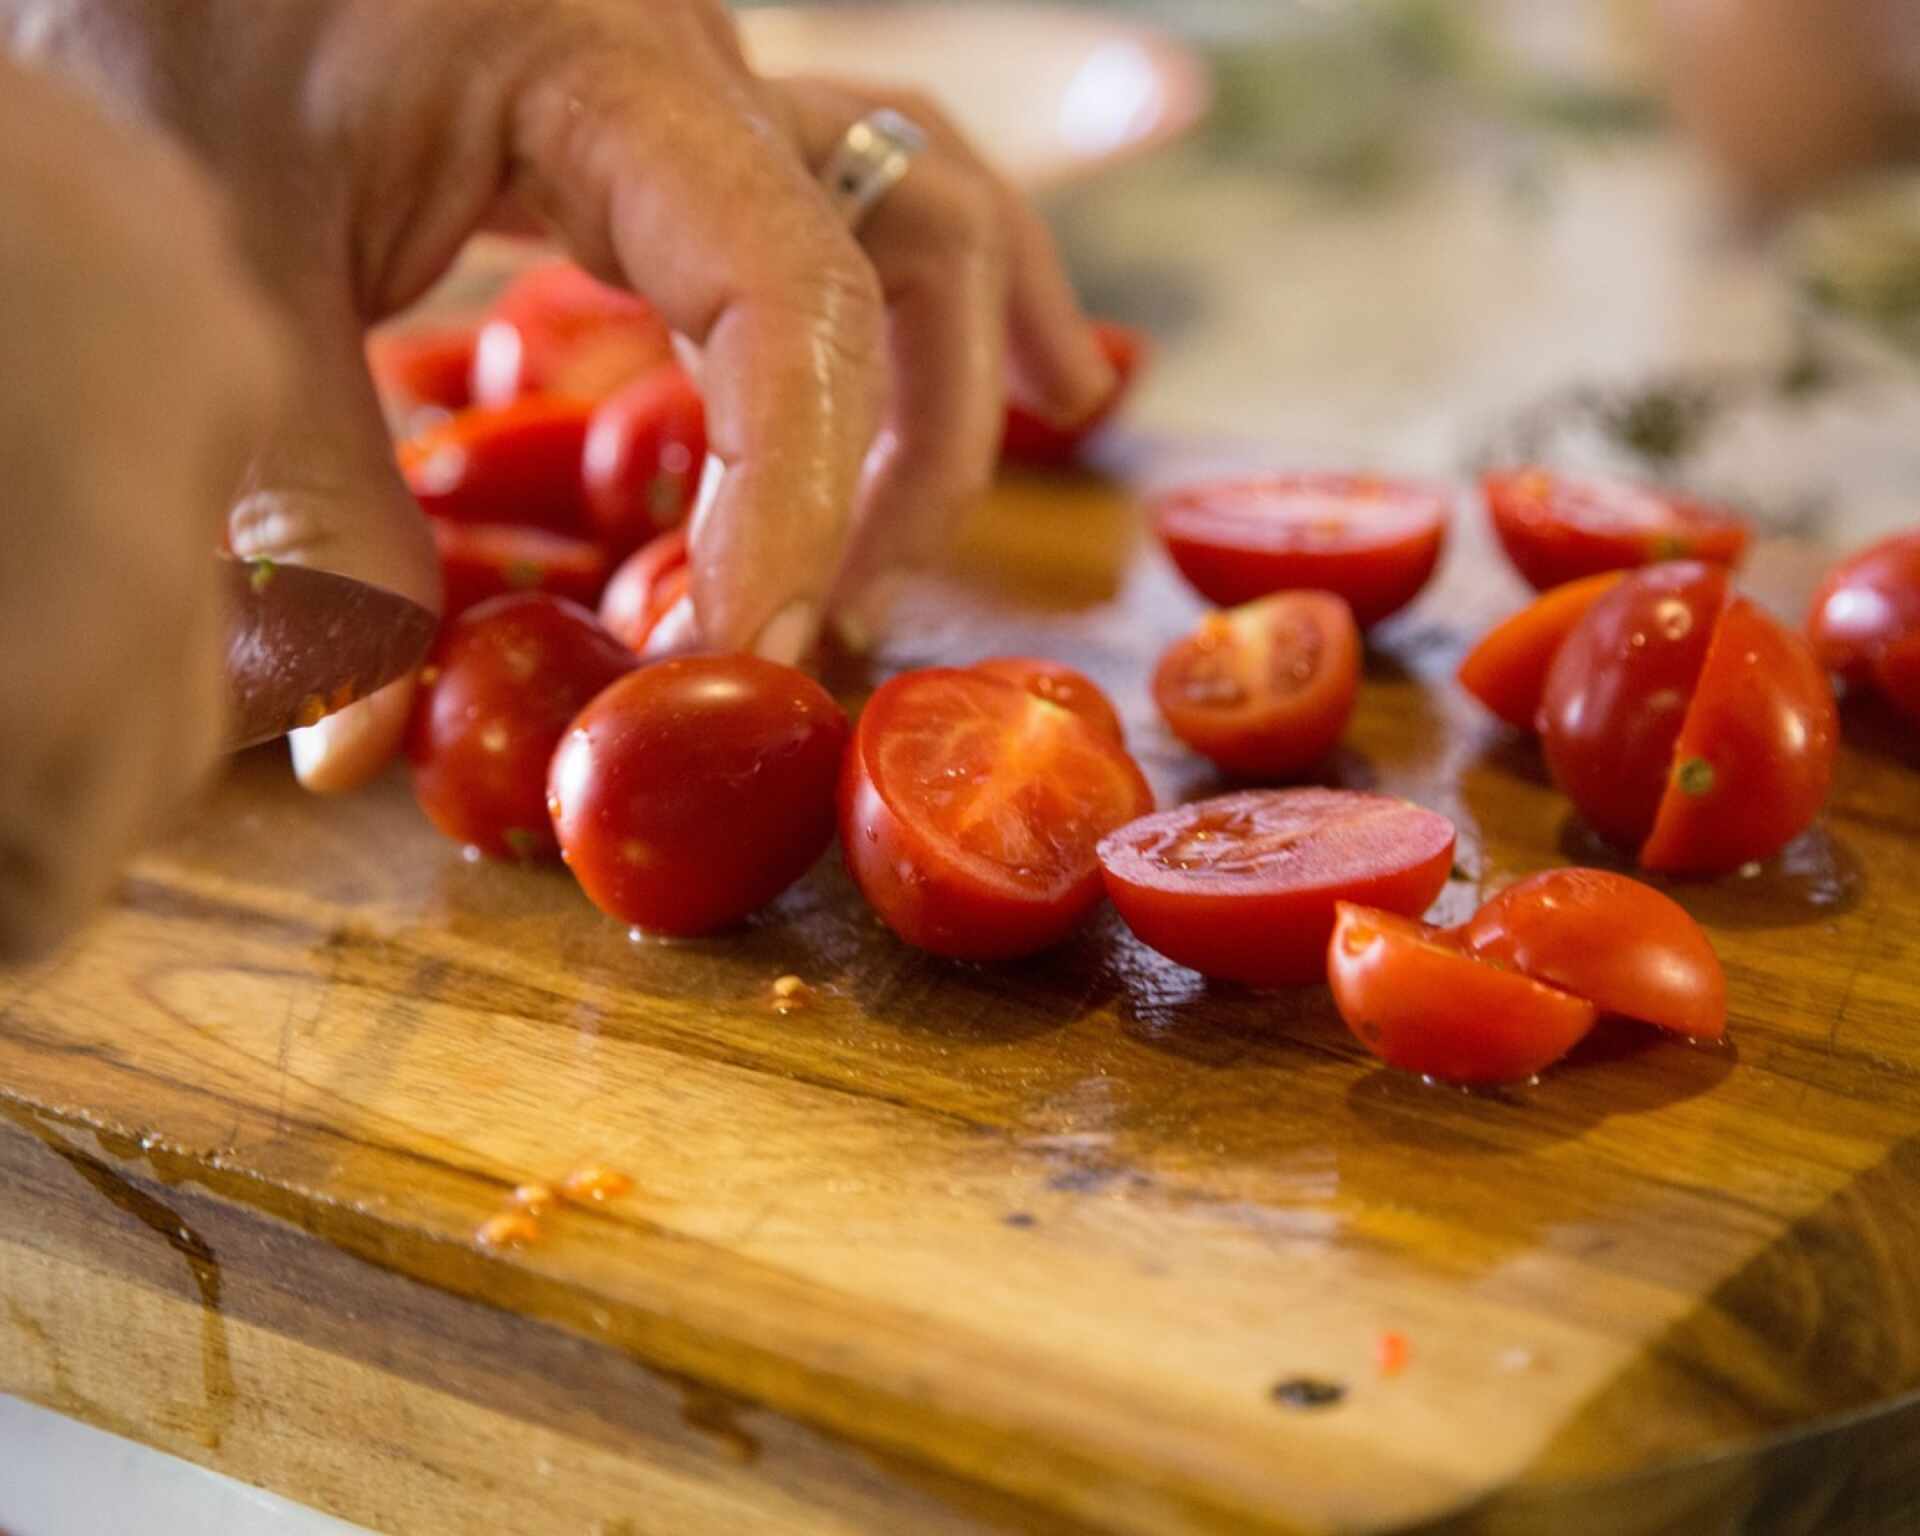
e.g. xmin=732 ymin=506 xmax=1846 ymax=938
xmin=1461 ymin=869 xmax=1726 ymax=1040
xmin=433 ymin=521 xmax=610 ymax=620
xmin=401 ymin=397 xmax=593 ymax=534
xmin=598 ymin=527 xmax=691 ymax=654
xmin=368 ymin=324 xmax=478 ymax=418
xmin=1483 ymin=469 xmax=1749 ymax=591
xmin=841 ymin=669 xmax=1152 ymax=959
xmin=583 ymin=367 xmax=708 ymax=557
xmin=471 ymin=261 xmax=675 ymax=407
xmin=1155 ymin=474 xmax=1449 ymax=626
xmin=1098 ymin=789 xmax=1454 ymax=985
xmin=1153 ymin=591 xmax=1360 ymax=779
xmin=1000 ymin=321 xmax=1145 ymax=468
xmin=1329 ymin=904 xmax=1597 ymax=1084
xmin=1457 ymin=571 xmax=1627 ymax=731
xmin=970 ymin=657 xmax=1125 ymax=745
xmin=1806 ymin=530 xmax=1920 ymax=685
xmin=549 ymin=656 xmax=848 ymax=934
xmin=407 ymin=593 xmax=636 ymax=861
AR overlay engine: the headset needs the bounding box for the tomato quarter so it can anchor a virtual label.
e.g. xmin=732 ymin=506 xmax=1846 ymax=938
xmin=1457 ymin=571 xmax=1627 ymax=731
xmin=598 ymin=527 xmax=691 ymax=654
xmin=471 ymin=261 xmax=674 ymax=407
xmin=582 ymin=367 xmax=708 ymax=557
xmin=1098 ymin=789 xmax=1455 ymax=985
xmin=1483 ymin=469 xmax=1749 ymax=591
xmin=1000 ymin=321 xmax=1145 ymax=468
xmin=970 ymin=657 xmax=1125 ymax=745
xmin=401 ymin=397 xmax=593 ymax=534
xmin=432 ymin=521 xmax=610 ymax=620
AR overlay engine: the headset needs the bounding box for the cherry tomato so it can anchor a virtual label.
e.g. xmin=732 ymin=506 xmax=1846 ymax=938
xmin=1000 ymin=322 xmax=1145 ymax=468
xmin=401 ymin=397 xmax=593 ymax=534
xmin=1098 ymin=788 xmax=1454 ymax=985
xmin=407 ymin=594 xmax=636 ymax=861
xmin=1328 ymin=903 xmax=1597 ymax=1084
xmin=598 ymin=527 xmax=691 ymax=654
xmin=367 ymin=324 xmax=478 ymax=417
xmin=1483 ymin=469 xmax=1749 ymax=591
xmin=1639 ymin=596 xmax=1837 ymax=874
xmin=1460 ymin=869 xmax=1726 ymax=1040
xmin=1540 ymin=562 xmax=1730 ymax=850
xmin=582 ymin=367 xmax=708 ymax=557
xmin=970 ymin=657 xmax=1125 ymax=745
xmin=1153 ymin=591 xmax=1360 ymax=779
xmin=1154 ymin=474 xmax=1450 ymax=627
xmin=1806 ymin=529 xmax=1920 ymax=685
xmin=433 ymin=521 xmax=610 ymax=620
xmin=471 ymin=261 xmax=675 ymax=407
xmin=1457 ymin=571 xmax=1627 ymax=731
xmin=841 ymin=668 xmax=1152 ymax=959
xmin=549 ymin=656 xmax=848 ymax=934
xmin=1875 ymin=629 xmax=1920 ymax=726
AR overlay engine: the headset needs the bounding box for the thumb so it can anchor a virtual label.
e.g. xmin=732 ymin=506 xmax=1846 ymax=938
xmin=228 ymin=279 xmax=441 ymax=794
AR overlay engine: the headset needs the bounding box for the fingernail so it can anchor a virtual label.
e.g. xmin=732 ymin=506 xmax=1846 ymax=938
xmin=640 ymin=594 xmax=700 ymax=660
xmin=752 ymin=600 xmax=820 ymax=668
xmin=289 ymin=677 xmax=414 ymax=795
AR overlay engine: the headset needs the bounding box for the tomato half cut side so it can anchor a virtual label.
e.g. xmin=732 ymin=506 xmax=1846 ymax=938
xmin=1460 ymin=869 xmax=1726 ymax=1040
xmin=841 ymin=669 xmax=1153 ymax=960
xmin=401 ymin=397 xmax=594 ymax=534
xmin=1457 ymin=571 xmax=1627 ymax=731
xmin=1098 ymin=788 xmax=1455 ymax=985
xmin=1640 ymin=597 xmax=1838 ymax=875
xmin=1153 ymin=591 xmax=1360 ymax=779
xmin=368 ymin=324 xmax=478 ymax=418
xmin=1000 ymin=321 xmax=1146 ymax=468
xmin=1806 ymin=530 xmax=1920 ymax=683
xmin=433 ymin=521 xmax=610 ymax=620
xmin=471 ymin=261 xmax=675 ymax=407
xmin=1328 ymin=903 xmax=1597 ymax=1084
xmin=971 ymin=657 xmax=1126 ymax=745
xmin=1483 ymin=469 xmax=1749 ymax=591
xmin=598 ymin=527 xmax=691 ymax=654
xmin=1154 ymin=474 xmax=1450 ymax=626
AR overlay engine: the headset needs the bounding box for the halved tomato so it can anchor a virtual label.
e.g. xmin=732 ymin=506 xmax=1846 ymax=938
xmin=1328 ymin=904 xmax=1597 ymax=1084
xmin=401 ymin=397 xmax=593 ymax=534
xmin=1806 ymin=530 xmax=1920 ymax=684
xmin=1457 ymin=571 xmax=1628 ymax=731
xmin=1000 ymin=321 xmax=1145 ymax=468
xmin=598 ymin=527 xmax=691 ymax=655
xmin=471 ymin=261 xmax=675 ymax=407
xmin=1483 ymin=469 xmax=1749 ymax=591
xmin=433 ymin=521 xmax=610 ymax=620
xmin=1154 ymin=474 xmax=1449 ymax=627
xmin=841 ymin=669 xmax=1153 ymax=959
xmin=1153 ymin=591 xmax=1360 ymax=779
xmin=1098 ymin=789 xmax=1455 ymax=985
xmin=971 ymin=657 xmax=1125 ymax=745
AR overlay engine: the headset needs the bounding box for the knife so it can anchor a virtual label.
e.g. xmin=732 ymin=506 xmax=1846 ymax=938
xmin=221 ymin=557 xmax=439 ymax=751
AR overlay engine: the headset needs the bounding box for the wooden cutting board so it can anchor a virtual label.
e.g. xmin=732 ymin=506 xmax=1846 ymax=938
xmin=3 ymin=472 xmax=1918 ymax=1536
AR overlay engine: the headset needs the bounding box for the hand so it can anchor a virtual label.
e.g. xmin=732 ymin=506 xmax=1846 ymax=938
xmin=0 ymin=61 xmax=286 ymax=961
xmin=6 ymin=0 xmax=1114 ymax=791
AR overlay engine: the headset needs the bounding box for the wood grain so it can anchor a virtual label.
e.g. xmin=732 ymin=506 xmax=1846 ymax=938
xmin=3 ymin=467 xmax=1919 ymax=1534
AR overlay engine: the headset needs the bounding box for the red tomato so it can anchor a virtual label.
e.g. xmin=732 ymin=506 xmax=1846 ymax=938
xmin=582 ymin=367 xmax=708 ymax=557
xmin=1000 ymin=322 xmax=1145 ymax=468
xmin=1639 ymin=596 xmax=1837 ymax=874
xmin=401 ymin=397 xmax=593 ymax=534
xmin=548 ymin=657 xmax=848 ymax=934
xmin=1457 ymin=571 xmax=1627 ymax=731
xmin=598 ymin=527 xmax=691 ymax=654
xmin=1097 ymin=789 xmax=1455 ymax=985
xmin=471 ymin=261 xmax=675 ymax=407
xmin=407 ymin=594 xmax=636 ymax=861
xmin=1460 ymin=869 xmax=1726 ymax=1040
xmin=1483 ymin=469 xmax=1749 ymax=591
xmin=840 ymin=669 xmax=1152 ymax=959
xmin=1875 ymin=629 xmax=1920 ymax=726
xmin=1328 ymin=904 xmax=1597 ymax=1084
xmin=1152 ymin=591 xmax=1360 ymax=779
xmin=433 ymin=521 xmax=610 ymax=620
xmin=1540 ymin=562 xmax=1730 ymax=850
xmin=367 ymin=324 xmax=478 ymax=416
xmin=1154 ymin=474 xmax=1450 ymax=627
xmin=1806 ymin=530 xmax=1920 ymax=684
xmin=970 ymin=657 xmax=1126 ymax=745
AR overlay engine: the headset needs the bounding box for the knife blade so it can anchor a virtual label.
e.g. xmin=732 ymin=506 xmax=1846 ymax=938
xmin=221 ymin=558 xmax=439 ymax=751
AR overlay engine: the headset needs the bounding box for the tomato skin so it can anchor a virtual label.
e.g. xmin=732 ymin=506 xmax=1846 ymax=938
xmin=1328 ymin=904 xmax=1598 ymax=1084
xmin=1806 ymin=530 xmax=1920 ymax=684
xmin=1540 ymin=562 xmax=1730 ymax=850
xmin=970 ymin=657 xmax=1126 ymax=745
xmin=1098 ymin=789 xmax=1455 ymax=985
xmin=840 ymin=669 xmax=1153 ymax=960
xmin=407 ymin=594 xmax=636 ymax=861
xmin=1000 ymin=322 xmax=1145 ymax=468
xmin=1484 ymin=470 xmax=1749 ymax=591
xmin=1875 ymin=629 xmax=1920 ymax=726
xmin=433 ymin=521 xmax=610 ymax=620
xmin=401 ymin=397 xmax=593 ymax=534
xmin=1154 ymin=474 xmax=1450 ymax=626
xmin=1640 ymin=597 xmax=1837 ymax=874
xmin=368 ymin=324 xmax=478 ymax=417
xmin=598 ymin=527 xmax=691 ymax=654
xmin=1460 ymin=869 xmax=1726 ymax=1040
xmin=548 ymin=656 xmax=848 ymax=934
xmin=471 ymin=261 xmax=675 ymax=407
xmin=1153 ymin=591 xmax=1360 ymax=779
xmin=582 ymin=368 xmax=708 ymax=557
xmin=1457 ymin=571 xmax=1627 ymax=731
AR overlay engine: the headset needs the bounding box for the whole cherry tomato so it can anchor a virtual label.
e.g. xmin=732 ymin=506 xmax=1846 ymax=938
xmin=1000 ymin=321 xmax=1145 ymax=468
xmin=970 ymin=656 xmax=1126 ymax=745
xmin=1154 ymin=474 xmax=1449 ymax=627
xmin=1806 ymin=530 xmax=1920 ymax=686
xmin=401 ymin=397 xmax=594 ymax=534
xmin=598 ymin=527 xmax=691 ymax=654
xmin=1460 ymin=868 xmax=1726 ymax=1040
xmin=1483 ymin=469 xmax=1749 ymax=591
xmin=1098 ymin=789 xmax=1455 ymax=985
xmin=407 ymin=594 xmax=636 ymax=861
xmin=1153 ymin=591 xmax=1360 ymax=779
xmin=1328 ymin=903 xmax=1597 ymax=1084
xmin=1457 ymin=571 xmax=1627 ymax=731
xmin=367 ymin=323 xmax=478 ymax=419
xmin=433 ymin=521 xmax=610 ymax=620
xmin=840 ymin=668 xmax=1152 ymax=959
xmin=471 ymin=261 xmax=675 ymax=407
xmin=582 ymin=367 xmax=708 ymax=557
xmin=548 ymin=656 xmax=848 ymax=935
xmin=1875 ymin=629 xmax=1920 ymax=726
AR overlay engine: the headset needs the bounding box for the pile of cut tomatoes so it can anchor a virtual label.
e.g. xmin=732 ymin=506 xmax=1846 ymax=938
xmin=370 ymin=265 xmax=1916 ymax=1088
